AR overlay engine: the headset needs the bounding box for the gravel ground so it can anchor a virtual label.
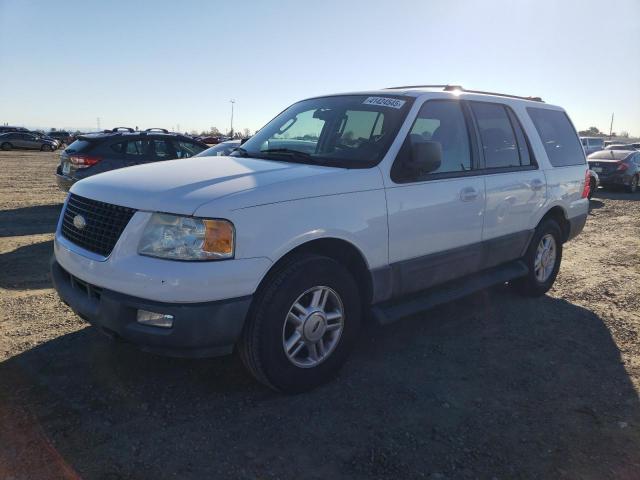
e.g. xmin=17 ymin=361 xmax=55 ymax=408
xmin=1 ymin=150 xmax=639 ymax=479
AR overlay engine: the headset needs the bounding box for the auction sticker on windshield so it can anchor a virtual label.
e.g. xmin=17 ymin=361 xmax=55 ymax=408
xmin=363 ymin=97 xmax=406 ymax=109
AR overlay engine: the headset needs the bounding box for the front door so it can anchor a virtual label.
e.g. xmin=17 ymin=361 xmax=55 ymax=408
xmin=386 ymin=99 xmax=485 ymax=296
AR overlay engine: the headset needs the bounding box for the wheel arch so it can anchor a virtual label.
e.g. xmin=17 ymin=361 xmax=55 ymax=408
xmin=255 ymin=237 xmax=374 ymax=309
xmin=539 ymin=206 xmax=571 ymax=243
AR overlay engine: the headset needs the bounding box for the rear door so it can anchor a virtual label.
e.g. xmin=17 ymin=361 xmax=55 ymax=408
xmin=472 ymin=101 xmax=545 ymax=267
xmin=386 ymin=99 xmax=485 ymax=295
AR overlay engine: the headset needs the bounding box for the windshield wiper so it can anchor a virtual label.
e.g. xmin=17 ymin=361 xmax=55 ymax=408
xmin=259 ymin=148 xmax=313 ymax=158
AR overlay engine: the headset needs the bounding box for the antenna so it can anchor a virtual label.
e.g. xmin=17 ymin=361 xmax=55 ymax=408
xmin=230 ymin=99 xmax=235 ymax=137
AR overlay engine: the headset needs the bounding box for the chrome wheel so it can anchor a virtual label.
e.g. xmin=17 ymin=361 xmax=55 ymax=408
xmin=534 ymin=234 xmax=557 ymax=283
xmin=282 ymin=286 xmax=344 ymax=368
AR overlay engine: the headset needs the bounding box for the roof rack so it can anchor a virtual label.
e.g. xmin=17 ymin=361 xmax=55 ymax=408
xmin=384 ymin=84 xmax=543 ymax=102
xmin=144 ymin=128 xmax=169 ymax=133
xmin=111 ymin=127 xmax=135 ymax=133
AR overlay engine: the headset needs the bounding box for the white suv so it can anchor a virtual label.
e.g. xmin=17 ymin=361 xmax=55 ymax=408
xmin=51 ymin=86 xmax=590 ymax=392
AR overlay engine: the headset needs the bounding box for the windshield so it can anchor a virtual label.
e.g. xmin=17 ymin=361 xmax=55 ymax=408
xmin=233 ymin=95 xmax=413 ymax=168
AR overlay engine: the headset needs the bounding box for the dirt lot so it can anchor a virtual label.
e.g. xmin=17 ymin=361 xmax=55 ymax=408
xmin=1 ymin=150 xmax=639 ymax=479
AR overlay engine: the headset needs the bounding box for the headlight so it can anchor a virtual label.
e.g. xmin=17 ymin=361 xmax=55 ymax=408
xmin=138 ymin=213 xmax=234 ymax=261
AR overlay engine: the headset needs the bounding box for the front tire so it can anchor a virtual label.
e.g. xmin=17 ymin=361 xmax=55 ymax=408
xmin=239 ymin=254 xmax=361 ymax=393
xmin=41 ymin=144 xmax=52 ymax=152
xmin=627 ymin=175 xmax=639 ymax=193
xmin=512 ymin=219 xmax=563 ymax=297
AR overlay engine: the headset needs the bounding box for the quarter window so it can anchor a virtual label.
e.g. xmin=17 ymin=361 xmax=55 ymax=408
xmin=527 ymin=107 xmax=585 ymax=167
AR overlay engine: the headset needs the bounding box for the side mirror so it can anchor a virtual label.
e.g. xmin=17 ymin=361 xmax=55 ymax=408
xmin=406 ymin=140 xmax=442 ymax=174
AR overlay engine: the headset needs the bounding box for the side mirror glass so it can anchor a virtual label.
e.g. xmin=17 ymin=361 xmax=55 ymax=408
xmin=407 ymin=140 xmax=442 ymax=174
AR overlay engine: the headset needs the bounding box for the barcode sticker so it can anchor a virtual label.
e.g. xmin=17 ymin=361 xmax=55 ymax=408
xmin=363 ymin=97 xmax=406 ymax=109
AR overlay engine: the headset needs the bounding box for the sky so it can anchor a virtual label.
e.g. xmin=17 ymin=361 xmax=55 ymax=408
xmin=1 ymin=0 xmax=639 ymax=136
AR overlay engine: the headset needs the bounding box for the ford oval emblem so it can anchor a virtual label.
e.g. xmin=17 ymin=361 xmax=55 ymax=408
xmin=73 ymin=214 xmax=87 ymax=230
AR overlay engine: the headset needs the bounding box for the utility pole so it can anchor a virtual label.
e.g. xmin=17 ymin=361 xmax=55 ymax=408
xmin=230 ymin=99 xmax=235 ymax=138
xmin=97 ymin=117 xmax=101 ymax=132
xmin=609 ymin=112 xmax=614 ymax=137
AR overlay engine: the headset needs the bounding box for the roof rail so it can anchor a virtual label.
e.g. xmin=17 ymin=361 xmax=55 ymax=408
xmin=144 ymin=128 xmax=169 ymax=133
xmin=111 ymin=127 xmax=135 ymax=133
xmin=384 ymin=84 xmax=543 ymax=102
xmin=385 ymin=84 xmax=463 ymax=91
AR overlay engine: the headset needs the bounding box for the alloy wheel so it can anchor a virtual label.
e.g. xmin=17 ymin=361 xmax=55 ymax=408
xmin=534 ymin=234 xmax=557 ymax=283
xmin=282 ymin=286 xmax=344 ymax=368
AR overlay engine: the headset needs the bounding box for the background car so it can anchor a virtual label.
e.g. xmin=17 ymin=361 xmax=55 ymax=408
xmin=0 ymin=131 xmax=57 ymax=151
xmin=604 ymin=143 xmax=636 ymax=151
xmin=55 ymin=127 xmax=207 ymax=190
xmin=47 ymin=130 xmax=74 ymax=146
xmin=195 ymin=139 xmax=242 ymax=157
xmin=580 ymin=136 xmax=605 ymax=155
xmin=0 ymin=126 xmax=29 ymax=134
xmin=196 ymin=135 xmax=230 ymax=144
xmin=587 ymin=149 xmax=640 ymax=193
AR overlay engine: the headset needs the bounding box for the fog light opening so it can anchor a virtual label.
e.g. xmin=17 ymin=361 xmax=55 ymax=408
xmin=137 ymin=310 xmax=174 ymax=328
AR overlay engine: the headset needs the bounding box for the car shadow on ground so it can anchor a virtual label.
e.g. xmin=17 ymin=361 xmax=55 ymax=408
xmin=0 ymin=204 xmax=63 ymax=237
xmin=1 ymin=287 xmax=639 ymax=479
xmin=0 ymin=240 xmax=53 ymax=290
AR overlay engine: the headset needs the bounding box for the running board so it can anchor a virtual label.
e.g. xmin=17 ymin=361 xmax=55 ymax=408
xmin=371 ymin=260 xmax=528 ymax=325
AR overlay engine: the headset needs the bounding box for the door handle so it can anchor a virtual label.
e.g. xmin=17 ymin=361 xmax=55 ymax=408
xmin=459 ymin=186 xmax=479 ymax=202
xmin=530 ymin=179 xmax=544 ymax=191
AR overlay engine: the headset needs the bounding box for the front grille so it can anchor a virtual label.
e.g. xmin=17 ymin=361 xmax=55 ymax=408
xmin=61 ymin=194 xmax=136 ymax=257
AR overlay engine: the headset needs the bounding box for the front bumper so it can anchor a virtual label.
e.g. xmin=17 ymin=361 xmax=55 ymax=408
xmin=51 ymin=258 xmax=252 ymax=358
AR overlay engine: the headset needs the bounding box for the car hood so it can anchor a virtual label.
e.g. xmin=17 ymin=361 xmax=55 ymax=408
xmin=70 ymin=156 xmax=361 ymax=215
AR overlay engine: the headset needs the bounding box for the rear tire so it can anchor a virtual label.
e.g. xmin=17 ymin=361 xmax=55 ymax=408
xmin=627 ymin=175 xmax=639 ymax=193
xmin=239 ymin=254 xmax=361 ymax=393
xmin=0 ymin=142 xmax=12 ymax=151
xmin=512 ymin=219 xmax=563 ymax=297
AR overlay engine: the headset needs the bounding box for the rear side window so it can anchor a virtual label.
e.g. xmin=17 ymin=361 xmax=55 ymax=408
xmin=150 ymin=139 xmax=175 ymax=159
xmin=470 ymin=102 xmax=520 ymax=168
xmin=111 ymin=140 xmax=147 ymax=156
xmin=527 ymin=107 xmax=585 ymax=166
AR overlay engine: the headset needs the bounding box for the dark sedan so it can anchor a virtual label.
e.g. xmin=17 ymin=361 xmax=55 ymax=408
xmin=587 ymin=150 xmax=640 ymax=193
